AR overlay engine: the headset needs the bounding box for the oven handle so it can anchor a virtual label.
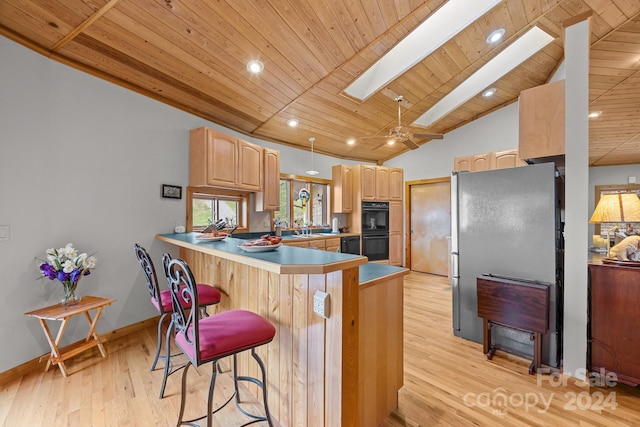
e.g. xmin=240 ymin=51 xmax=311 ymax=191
xmin=362 ymin=233 xmax=389 ymax=239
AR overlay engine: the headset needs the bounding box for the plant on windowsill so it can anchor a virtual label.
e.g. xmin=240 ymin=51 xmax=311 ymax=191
xmin=38 ymin=243 xmax=98 ymax=306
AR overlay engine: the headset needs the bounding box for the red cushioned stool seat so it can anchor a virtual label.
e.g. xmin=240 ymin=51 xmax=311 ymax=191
xmin=164 ymin=255 xmax=275 ymax=427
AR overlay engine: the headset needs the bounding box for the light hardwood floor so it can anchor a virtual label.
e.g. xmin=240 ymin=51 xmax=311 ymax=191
xmin=2 ymin=272 xmax=639 ymax=426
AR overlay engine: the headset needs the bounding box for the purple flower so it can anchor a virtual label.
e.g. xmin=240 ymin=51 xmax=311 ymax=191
xmin=39 ymin=263 xmax=56 ymax=280
xmin=70 ymin=269 xmax=82 ymax=283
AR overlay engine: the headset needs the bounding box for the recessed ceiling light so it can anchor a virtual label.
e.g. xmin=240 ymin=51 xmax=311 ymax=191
xmin=347 ymin=139 xmax=356 ymax=145
xmin=588 ymin=111 xmax=602 ymax=118
xmin=486 ymin=28 xmax=505 ymax=44
xmin=482 ymin=88 xmax=497 ymax=98
xmin=387 ymin=139 xmax=396 ymax=146
xmin=344 ymin=0 xmax=502 ymax=100
xmin=413 ymin=26 xmax=554 ymax=128
xmin=287 ymin=118 xmax=299 ymax=127
xmin=247 ymin=60 xmax=264 ymax=74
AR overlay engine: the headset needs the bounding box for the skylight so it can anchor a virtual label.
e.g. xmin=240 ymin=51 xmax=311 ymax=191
xmin=343 ymin=0 xmax=502 ymax=101
xmin=413 ymin=26 xmax=555 ymax=128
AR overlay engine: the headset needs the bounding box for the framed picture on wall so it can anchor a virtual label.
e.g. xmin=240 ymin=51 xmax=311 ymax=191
xmin=162 ymin=184 xmax=182 ymax=199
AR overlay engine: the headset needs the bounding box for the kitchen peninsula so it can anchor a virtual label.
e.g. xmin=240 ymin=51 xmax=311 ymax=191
xmin=156 ymin=232 xmax=407 ymax=427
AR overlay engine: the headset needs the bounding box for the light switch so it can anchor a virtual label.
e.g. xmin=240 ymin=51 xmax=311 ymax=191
xmin=0 ymin=225 xmax=9 ymax=242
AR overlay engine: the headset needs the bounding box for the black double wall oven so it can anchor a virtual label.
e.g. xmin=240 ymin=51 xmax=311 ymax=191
xmin=361 ymin=201 xmax=389 ymax=261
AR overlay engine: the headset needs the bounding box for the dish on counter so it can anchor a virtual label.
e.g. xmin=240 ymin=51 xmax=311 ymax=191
xmin=238 ymin=242 xmax=282 ymax=252
xmin=195 ymin=233 xmax=227 ymax=242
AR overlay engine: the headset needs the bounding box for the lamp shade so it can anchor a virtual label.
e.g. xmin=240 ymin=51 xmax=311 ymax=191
xmin=590 ymin=193 xmax=640 ymax=223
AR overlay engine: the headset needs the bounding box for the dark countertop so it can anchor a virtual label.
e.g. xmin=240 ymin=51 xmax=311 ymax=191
xmin=157 ymin=232 xmax=406 ymax=284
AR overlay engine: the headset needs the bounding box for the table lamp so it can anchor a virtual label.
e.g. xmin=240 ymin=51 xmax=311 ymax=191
xmin=589 ymin=192 xmax=640 ymax=257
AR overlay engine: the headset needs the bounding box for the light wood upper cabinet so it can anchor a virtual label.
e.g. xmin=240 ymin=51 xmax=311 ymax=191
xmin=190 ymin=127 xmax=237 ymax=187
xmin=331 ymin=164 xmax=353 ymax=213
xmin=472 ymin=153 xmax=493 ymax=171
xmin=454 ymin=149 xmax=525 ymax=172
xmin=518 ymin=80 xmax=565 ymax=160
xmin=362 ymin=165 xmax=391 ymax=201
xmin=190 ymin=127 xmax=263 ymax=191
xmin=256 ymin=147 xmax=280 ymax=211
xmin=361 ymin=165 xmax=377 ymax=201
xmin=453 ymin=156 xmax=473 ymax=172
xmin=376 ymin=167 xmax=390 ymax=201
xmin=237 ymin=139 xmax=263 ymax=191
xmin=389 ymin=168 xmax=404 ymax=201
xmin=494 ymin=149 xmax=527 ymax=169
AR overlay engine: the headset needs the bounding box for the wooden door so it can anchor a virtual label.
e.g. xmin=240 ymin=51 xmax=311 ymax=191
xmin=409 ymin=179 xmax=450 ymax=276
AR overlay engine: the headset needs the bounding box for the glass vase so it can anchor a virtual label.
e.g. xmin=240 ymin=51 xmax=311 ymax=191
xmin=61 ymin=281 xmax=79 ymax=306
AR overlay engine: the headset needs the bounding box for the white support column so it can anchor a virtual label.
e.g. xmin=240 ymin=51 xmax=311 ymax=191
xmin=563 ymin=13 xmax=591 ymax=379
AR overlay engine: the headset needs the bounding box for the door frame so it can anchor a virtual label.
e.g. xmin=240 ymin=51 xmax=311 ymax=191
xmin=405 ymin=176 xmax=451 ymax=271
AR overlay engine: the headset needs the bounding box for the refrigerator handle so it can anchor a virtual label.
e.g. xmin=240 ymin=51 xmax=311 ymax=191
xmin=450 ymin=172 xmax=459 ymax=254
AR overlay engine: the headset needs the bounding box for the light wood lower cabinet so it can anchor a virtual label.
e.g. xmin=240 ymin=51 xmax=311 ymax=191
xmin=283 ymin=237 xmax=343 ymax=252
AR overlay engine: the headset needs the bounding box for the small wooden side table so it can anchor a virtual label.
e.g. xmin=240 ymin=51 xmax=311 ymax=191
xmin=25 ymin=295 xmax=114 ymax=377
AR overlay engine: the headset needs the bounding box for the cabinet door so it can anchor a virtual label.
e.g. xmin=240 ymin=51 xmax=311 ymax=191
xmin=361 ymin=165 xmax=377 ymax=201
xmin=256 ymin=148 xmax=280 ymax=211
xmin=237 ymin=139 xmax=263 ymax=191
xmin=494 ymin=149 xmax=526 ymax=169
xmin=191 ymin=128 xmax=238 ymax=188
xmin=389 ymin=201 xmax=403 ymax=266
xmin=331 ymin=165 xmax=353 ymax=213
xmin=518 ymin=80 xmax=565 ymax=160
xmin=389 ymin=201 xmax=402 ymax=233
xmin=389 ymin=168 xmax=403 ymax=201
xmin=472 ymin=153 xmax=494 ymax=171
xmin=389 ymin=232 xmax=403 ymax=266
xmin=376 ymin=167 xmax=390 ymax=201
xmin=308 ymin=239 xmax=325 ymax=250
xmin=453 ymin=156 xmax=473 ymax=172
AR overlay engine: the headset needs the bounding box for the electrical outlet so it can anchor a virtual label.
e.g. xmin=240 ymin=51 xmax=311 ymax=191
xmin=313 ymin=290 xmax=330 ymax=319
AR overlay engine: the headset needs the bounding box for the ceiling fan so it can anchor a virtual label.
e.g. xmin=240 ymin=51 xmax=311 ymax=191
xmin=366 ymin=96 xmax=444 ymax=150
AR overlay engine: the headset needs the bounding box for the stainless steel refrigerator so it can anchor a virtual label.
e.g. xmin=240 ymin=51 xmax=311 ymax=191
xmin=450 ymin=162 xmax=563 ymax=367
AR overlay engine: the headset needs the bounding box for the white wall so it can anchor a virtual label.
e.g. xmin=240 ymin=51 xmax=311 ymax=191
xmin=0 ymin=36 xmax=353 ymax=373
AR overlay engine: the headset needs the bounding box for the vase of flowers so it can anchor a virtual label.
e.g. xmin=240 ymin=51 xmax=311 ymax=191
xmin=38 ymin=243 xmax=97 ymax=306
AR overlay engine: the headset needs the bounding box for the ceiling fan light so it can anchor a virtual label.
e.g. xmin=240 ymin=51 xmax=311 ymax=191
xmin=486 ymin=28 xmax=505 ymax=44
xmin=247 ymin=60 xmax=264 ymax=73
xmin=305 ymin=169 xmax=319 ymax=176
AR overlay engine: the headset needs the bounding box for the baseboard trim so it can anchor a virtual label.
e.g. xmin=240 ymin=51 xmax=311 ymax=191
xmin=0 ymin=315 xmax=161 ymax=387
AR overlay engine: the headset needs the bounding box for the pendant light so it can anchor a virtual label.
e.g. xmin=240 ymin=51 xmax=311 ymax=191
xmin=305 ymin=137 xmax=319 ymax=176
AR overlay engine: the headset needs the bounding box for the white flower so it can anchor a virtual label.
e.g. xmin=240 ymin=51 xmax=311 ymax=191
xmin=62 ymin=260 xmax=76 ymax=273
xmin=84 ymin=256 xmax=97 ymax=269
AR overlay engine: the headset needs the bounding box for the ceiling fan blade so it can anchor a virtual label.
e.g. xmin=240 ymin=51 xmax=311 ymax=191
xmin=413 ymin=133 xmax=444 ymax=140
xmin=401 ymin=138 xmax=420 ymax=150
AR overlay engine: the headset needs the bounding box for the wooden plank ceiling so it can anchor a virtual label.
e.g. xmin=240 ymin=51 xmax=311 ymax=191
xmin=1 ymin=0 xmax=639 ymax=166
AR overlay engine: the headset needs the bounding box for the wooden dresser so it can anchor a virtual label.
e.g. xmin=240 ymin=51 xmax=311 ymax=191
xmin=588 ymin=263 xmax=640 ymax=386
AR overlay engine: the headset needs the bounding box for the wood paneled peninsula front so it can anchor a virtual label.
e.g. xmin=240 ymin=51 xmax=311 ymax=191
xmin=156 ymin=233 xmax=407 ymax=427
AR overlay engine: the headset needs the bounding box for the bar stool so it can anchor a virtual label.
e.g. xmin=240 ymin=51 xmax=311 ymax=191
xmin=133 ymin=244 xmax=221 ymax=398
xmin=163 ymin=255 xmax=275 ymax=427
